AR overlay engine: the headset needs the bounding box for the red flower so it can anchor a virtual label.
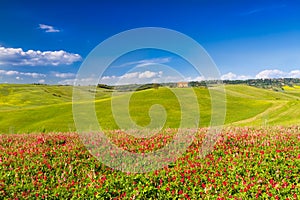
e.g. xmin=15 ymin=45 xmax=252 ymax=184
xmin=185 ymin=194 xmax=190 ymax=199
xmin=268 ymin=193 xmax=273 ymax=197
xmin=222 ymin=181 xmax=227 ymax=186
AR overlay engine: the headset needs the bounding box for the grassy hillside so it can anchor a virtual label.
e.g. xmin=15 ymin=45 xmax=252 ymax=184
xmin=225 ymin=85 xmax=300 ymax=126
xmin=0 ymin=84 xmax=300 ymax=133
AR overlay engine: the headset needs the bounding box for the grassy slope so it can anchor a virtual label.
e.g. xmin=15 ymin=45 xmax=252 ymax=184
xmin=0 ymin=84 xmax=112 ymax=133
xmin=0 ymin=84 xmax=300 ymax=133
xmin=226 ymin=85 xmax=300 ymax=126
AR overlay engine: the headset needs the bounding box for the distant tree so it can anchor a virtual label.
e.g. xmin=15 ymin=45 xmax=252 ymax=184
xmin=153 ymin=83 xmax=159 ymax=89
xmin=97 ymin=84 xmax=114 ymax=90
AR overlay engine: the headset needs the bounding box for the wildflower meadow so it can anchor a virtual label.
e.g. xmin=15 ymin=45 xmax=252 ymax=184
xmin=1 ymin=127 xmax=299 ymax=199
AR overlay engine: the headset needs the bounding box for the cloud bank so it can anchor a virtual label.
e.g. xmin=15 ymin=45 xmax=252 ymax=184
xmin=0 ymin=69 xmax=46 ymax=78
xmin=255 ymin=69 xmax=300 ymax=79
xmin=221 ymin=69 xmax=300 ymax=80
xmin=0 ymin=46 xmax=82 ymax=66
xmin=221 ymin=72 xmax=252 ymax=80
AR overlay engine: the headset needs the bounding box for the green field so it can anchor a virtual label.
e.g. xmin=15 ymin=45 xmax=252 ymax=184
xmin=1 ymin=84 xmax=300 ymax=133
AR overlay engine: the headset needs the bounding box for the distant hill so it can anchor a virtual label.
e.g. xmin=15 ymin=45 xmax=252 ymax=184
xmin=98 ymin=78 xmax=300 ymax=91
xmin=0 ymin=83 xmax=300 ymax=133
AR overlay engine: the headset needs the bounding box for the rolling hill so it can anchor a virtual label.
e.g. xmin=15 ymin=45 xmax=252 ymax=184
xmin=0 ymin=83 xmax=300 ymax=133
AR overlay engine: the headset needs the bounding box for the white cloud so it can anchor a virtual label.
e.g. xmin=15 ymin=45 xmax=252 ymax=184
xmin=221 ymin=69 xmax=300 ymax=80
xmin=53 ymin=72 xmax=75 ymax=78
xmin=138 ymin=71 xmax=159 ymax=79
xmin=120 ymin=72 xmax=139 ymax=79
xmin=120 ymin=70 xmax=163 ymax=81
xmin=102 ymin=75 xmax=116 ymax=80
xmin=98 ymin=70 xmax=164 ymax=85
xmin=288 ymin=70 xmax=300 ymax=78
xmin=4 ymin=70 xmax=19 ymax=75
xmin=38 ymin=79 xmax=45 ymax=84
xmin=221 ymin=72 xmax=237 ymax=80
xmin=39 ymin=24 xmax=60 ymax=33
xmin=221 ymin=72 xmax=252 ymax=80
xmin=255 ymin=69 xmax=284 ymax=79
xmin=192 ymin=76 xmax=206 ymax=81
xmin=0 ymin=46 xmax=82 ymax=66
xmin=0 ymin=70 xmax=46 ymax=78
xmin=255 ymin=69 xmax=300 ymax=79
xmin=116 ymin=70 xmax=162 ymax=81
xmin=23 ymin=72 xmax=46 ymax=78
xmin=183 ymin=76 xmax=205 ymax=82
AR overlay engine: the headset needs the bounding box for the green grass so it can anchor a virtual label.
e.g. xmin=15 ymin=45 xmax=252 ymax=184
xmin=1 ymin=84 xmax=300 ymax=133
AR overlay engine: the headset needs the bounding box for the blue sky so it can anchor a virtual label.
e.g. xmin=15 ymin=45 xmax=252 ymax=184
xmin=0 ymin=0 xmax=300 ymax=84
